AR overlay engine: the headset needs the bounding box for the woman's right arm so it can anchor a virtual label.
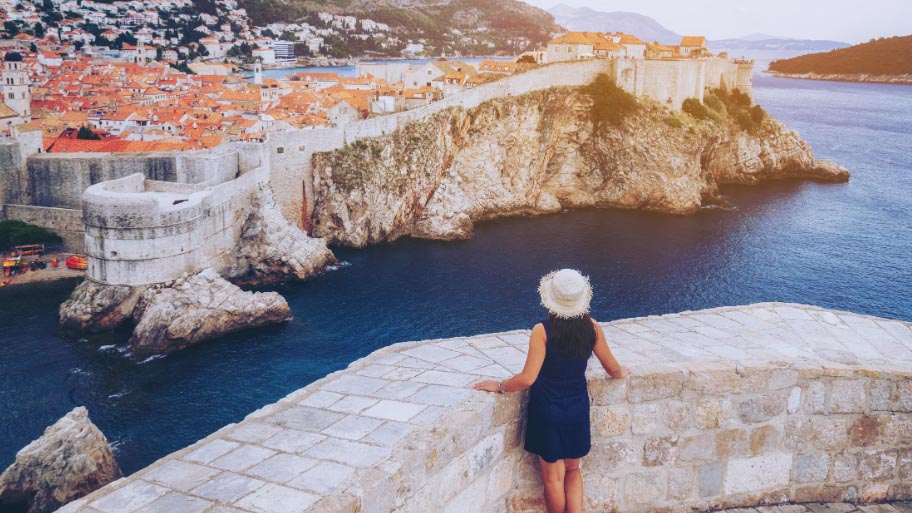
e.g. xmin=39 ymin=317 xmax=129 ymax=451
xmin=592 ymin=321 xmax=630 ymax=379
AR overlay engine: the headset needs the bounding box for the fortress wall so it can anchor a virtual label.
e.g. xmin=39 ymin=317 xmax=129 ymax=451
xmin=57 ymin=304 xmax=912 ymax=513
xmin=1 ymin=204 xmax=85 ymax=252
xmin=82 ymin=166 xmax=268 ymax=286
xmin=636 ymin=60 xmax=706 ymax=110
xmin=25 ymin=149 xmax=239 ymax=210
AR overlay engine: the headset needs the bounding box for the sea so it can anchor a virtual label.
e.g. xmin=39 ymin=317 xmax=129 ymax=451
xmin=1 ymin=54 xmax=910 ymax=476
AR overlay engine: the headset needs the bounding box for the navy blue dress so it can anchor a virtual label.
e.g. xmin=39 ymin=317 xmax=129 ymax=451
xmin=523 ymin=319 xmax=592 ymax=463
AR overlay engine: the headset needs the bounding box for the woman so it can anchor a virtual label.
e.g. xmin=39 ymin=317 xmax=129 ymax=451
xmin=474 ymin=269 xmax=630 ymax=513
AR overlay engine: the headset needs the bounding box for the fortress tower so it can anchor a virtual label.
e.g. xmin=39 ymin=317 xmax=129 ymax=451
xmin=735 ymin=59 xmax=754 ymax=100
xmin=2 ymin=52 xmax=31 ymax=120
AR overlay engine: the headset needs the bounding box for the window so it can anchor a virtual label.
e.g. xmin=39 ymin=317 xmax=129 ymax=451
xmin=7 ymin=93 xmax=12 ymax=100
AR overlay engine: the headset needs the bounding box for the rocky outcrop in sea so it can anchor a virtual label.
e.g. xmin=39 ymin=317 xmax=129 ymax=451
xmin=58 ymin=186 xmax=332 ymax=355
xmin=309 ymin=87 xmax=849 ymax=247
xmin=0 ymin=407 xmax=121 ymax=513
xmin=769 ymin=71 xmax=912 ymax=85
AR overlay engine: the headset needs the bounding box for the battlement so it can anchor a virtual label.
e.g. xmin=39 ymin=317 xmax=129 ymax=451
xmin=55 ymin=303 xmax=912 ymax=513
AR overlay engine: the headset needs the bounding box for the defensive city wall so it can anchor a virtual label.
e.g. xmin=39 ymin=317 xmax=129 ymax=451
xmin=54 ymin=303 xmax=912 ymax=513
xmin=0 ymin=57 xmax=753 ymax=283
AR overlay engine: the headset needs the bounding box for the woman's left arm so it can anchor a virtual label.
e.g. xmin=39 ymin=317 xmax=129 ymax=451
xmin=474 ymin=323 xmax=547 ymax=393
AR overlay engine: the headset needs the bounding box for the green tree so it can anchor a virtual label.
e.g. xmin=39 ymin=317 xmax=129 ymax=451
xmin=77 ymin=126 xmax=100 ymax=140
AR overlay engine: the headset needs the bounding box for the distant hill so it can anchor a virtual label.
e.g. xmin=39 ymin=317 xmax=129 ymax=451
xmin=709 ymin=37 xmax=849 ymax=52
xmin=234 ymin=0 xmax=563 ymax=55
xmin=768 ymin=35 xmax=912 ymax=76
xmin=547 ymin=4 xmax=680 ymax=45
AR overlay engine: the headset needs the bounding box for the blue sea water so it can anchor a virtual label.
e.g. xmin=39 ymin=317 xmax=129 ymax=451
xmin=0 ymin=73 xmax=910 ymax=476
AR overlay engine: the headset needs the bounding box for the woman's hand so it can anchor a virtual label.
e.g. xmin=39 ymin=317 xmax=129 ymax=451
xmin=473 ymin=380 xmax=500 ymax=393
xmin=612 ymin=367 xmax=632 ymax=379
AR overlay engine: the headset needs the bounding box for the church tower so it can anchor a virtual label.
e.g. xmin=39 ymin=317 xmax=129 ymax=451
xmin=253 ymin=58 xmax=263 ymax=85
xmin=2 ymin=52 xmax=31 ymax=120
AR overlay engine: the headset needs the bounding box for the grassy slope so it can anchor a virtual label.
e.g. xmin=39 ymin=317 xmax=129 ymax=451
xmin=768 ymin=35 xmax=912 ymax=75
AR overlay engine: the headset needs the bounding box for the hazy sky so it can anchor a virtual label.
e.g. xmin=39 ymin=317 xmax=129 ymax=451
xmin=523 ymin=0 xmax=912 ymax=43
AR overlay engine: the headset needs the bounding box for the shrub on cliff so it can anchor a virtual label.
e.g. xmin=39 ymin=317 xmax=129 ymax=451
xmin=682 ymin=98 xmax=720 ymax=123
xmin=0 ymin=221 xmax=62 ymax=250
xmin=584 ymin=74 xmax=638 ymax=128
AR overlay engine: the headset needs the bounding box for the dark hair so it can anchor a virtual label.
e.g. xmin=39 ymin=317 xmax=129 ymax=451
xmin=547 ymin=313 xmax=596 ymax=358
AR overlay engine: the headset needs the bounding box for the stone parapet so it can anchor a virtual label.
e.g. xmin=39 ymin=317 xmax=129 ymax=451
xmin=55 ymin=303 xmax=912 ymax=513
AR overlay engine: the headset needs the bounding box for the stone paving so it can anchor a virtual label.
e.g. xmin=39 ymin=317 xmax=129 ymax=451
xmin=55 ymin=303 xmax=912 ymax=513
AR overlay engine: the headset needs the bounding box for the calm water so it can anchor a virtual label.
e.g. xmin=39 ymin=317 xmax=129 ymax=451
xmin=1 ymin=73 xmax=910 ymax=476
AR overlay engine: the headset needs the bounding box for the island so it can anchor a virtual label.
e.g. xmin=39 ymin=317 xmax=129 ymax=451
xmin=768 ymin=35 xmax=912 ymax=84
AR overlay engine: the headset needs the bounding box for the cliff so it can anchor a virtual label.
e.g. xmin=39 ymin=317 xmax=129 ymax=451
xmin=0 ymin=407 xmax=121 ymax=513
xmin=310 ymin=85 xmax=848 ymax=247
xmin=768 ymin=35 xmax=912 ymax=83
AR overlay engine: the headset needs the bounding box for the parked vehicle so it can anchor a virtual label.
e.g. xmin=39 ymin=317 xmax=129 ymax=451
xmin=65 ymin=255 xmax=88 ymax=270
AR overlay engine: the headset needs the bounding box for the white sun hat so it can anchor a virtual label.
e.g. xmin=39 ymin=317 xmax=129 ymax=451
xmin=538 ymin=269 xmax=593 ymax=319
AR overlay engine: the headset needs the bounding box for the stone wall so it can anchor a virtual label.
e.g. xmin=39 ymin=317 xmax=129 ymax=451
xmin=82 ymin=164 xmax=267 ymax=286
xmin=25 ymin=150 xmax=239 ymax=210
xmin=1 ymin=204 xmax=85 ymax=252
xmin=55 ymin=304 xmax=912 ymax=513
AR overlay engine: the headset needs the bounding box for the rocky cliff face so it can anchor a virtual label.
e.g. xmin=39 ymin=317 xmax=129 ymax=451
xmin=310 ymin=87 xmax=848 ymax=247
xmin=0 ymin=407 xmax=121 ymax=513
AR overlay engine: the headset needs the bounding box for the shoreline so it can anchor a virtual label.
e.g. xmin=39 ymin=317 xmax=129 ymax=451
xmin=766 ymin=70 xmax=912 ymax=85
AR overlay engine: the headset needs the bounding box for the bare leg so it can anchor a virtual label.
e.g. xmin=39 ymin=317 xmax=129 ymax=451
xmin=564 ymin=458 xmax=583 ymax=513
xmin=538 ymin=457 xmax=566 ymax=513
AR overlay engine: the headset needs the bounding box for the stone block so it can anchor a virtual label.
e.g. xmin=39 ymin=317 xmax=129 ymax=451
xmin=132 ymin=492 xmax=212 ymax=513
xmin=791 ymin=484 xmax=845 ymax=503
xmin=850 ymin=416 xmax=884 ymax=447
xmin=210 ymin=444 xmax=276 ymax=472
xmin=694 ymin=398 xmax=723 ymax=429
xmin=591 ymin=406 xmax=629 ymax=437
xmin=643 ymin=436 xmax=676 ymax=466
xmin=857 ymin=449 xmax=898 ymax=480
xmin=142 ymin=460 xmax=221 ymax=493
xmin=810 ymin=417 xmax=848 ymax=452
xmin=627 ymin=369 xmax=684 ymax=403
xmin=583 ymin=475 xmax=618 ymax=512
xmin=737 ymin=396 xmax=784 ymax=424
xmin=749 ymin=425 xmax=780 ymax=455
xmin=287 ymin=461 xmax=354 ymax=494
xmin=892 ymin=380 xmax=912 ymax=412
xmin=868 ymin=379 xmax=893 ymax=411
xmin=667 ymin=466 xmax=694 ymax=500
xmin=768 ymin=369 xmax=800 ymax=390
xmin=678 ymin=434 xmax=714 ymax=462
xmin=806 ymin=381 xmax=826 ymax=413
xmin=589 ymin=377 xmax=628 ymax=405
xmin=663 ymin=401 xmax=690 ymax=432
xmin=183 ymin=439 xmax=240 ymax=464
xmin=860 ymin=483 xmax=890 ymax=502
xmin=493 ymin=392 xmax=524 ymax=426
xmin=234 ymin=483 xmax=319 ymax=513
xmin=90 ymin=480 xmax=171 ymax=513
xmin=698 ymin=462 xmax=722 ymax=498
xmin=723 ymin=453 xmax=792 ymax=495
xmin=716 ymin=429 xmax=750 ymax=459
xmin=624 ymin=470 xmax=666 ymax=505
xmin=832 ymin=453 xmax=859 ymax=482
xmin=829 ymin=379 xmax=867 ymax=414
xmin=632 ymin=404 xmax=660 ymax=435
xmin=685 ymin=363 xmax=742 ymax=395
xmin=899 ymin=448 xmax=912 ymax=480
xmin=787 ymin=387 xmax=802 ymax=414
xmin=587 ymin=440 xmax=634 ymax=472
xmin=190 ymin=472 xmax=267 ymax=504
xmin=794 ymin=453 xmax=830 ymax=483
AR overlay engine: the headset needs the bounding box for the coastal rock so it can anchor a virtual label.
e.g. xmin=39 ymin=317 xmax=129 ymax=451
xmin=129 ymin=268 xmax=292 ymax=356
xmin=58 ymin=280 xmax=143 ymax=333
xmin=228 ymin=186 xmax=337 ymax=286
xmin=0 ymin=407 xmax=121 ymax=513
xmin=310 ymin=87 xmax=851 ymax=247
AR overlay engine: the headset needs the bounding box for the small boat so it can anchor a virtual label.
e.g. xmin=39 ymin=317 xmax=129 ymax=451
xmin=65 ymin=255 xmax=88 ymax=270
xmin=0 ymin=278 xmax=10 ymax=287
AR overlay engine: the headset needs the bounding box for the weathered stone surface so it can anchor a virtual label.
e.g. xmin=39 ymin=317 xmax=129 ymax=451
xmin=129 ymin=268 xmax=292 ymax=356
xmin=591 ymin=406 xmax=629 ymax=437
xmin=716 ymin=429 xmax=751 ymax=459
xmin=624 ymin=470 xmax=666 ymax=505
xmin=724 ymin=453 xmax=792 ymax=495
xmin=58 ymin=280 xmax=142 ymax=333
xmin=0 ymin=408 xmax=122 ymax=513
xmin=851 ymin=417 xmax=884 ymax=447
xmin=795 ymin=453 xmax=830 ymax=483
xmin=829 ymin=379 xmax=867 ymax=414
xmin=627 ymin=369 xmax=685 ymax=403
xmin=750 ymin=425 xmax=780 ymax=455
xmin=631 ymin=404 xmax=660 ymax=435
xmin=699 ymin=462 xmax=722 ymax=498
xmin=738 ymin=396 xmax=785 ymax=424
xmin=643 ymin=436 xmax=675 ymax=466
xmin=695 ymin=398 xmax=724 ymax=429
xmin=227 ymin=186 xmax=336 ymax=286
